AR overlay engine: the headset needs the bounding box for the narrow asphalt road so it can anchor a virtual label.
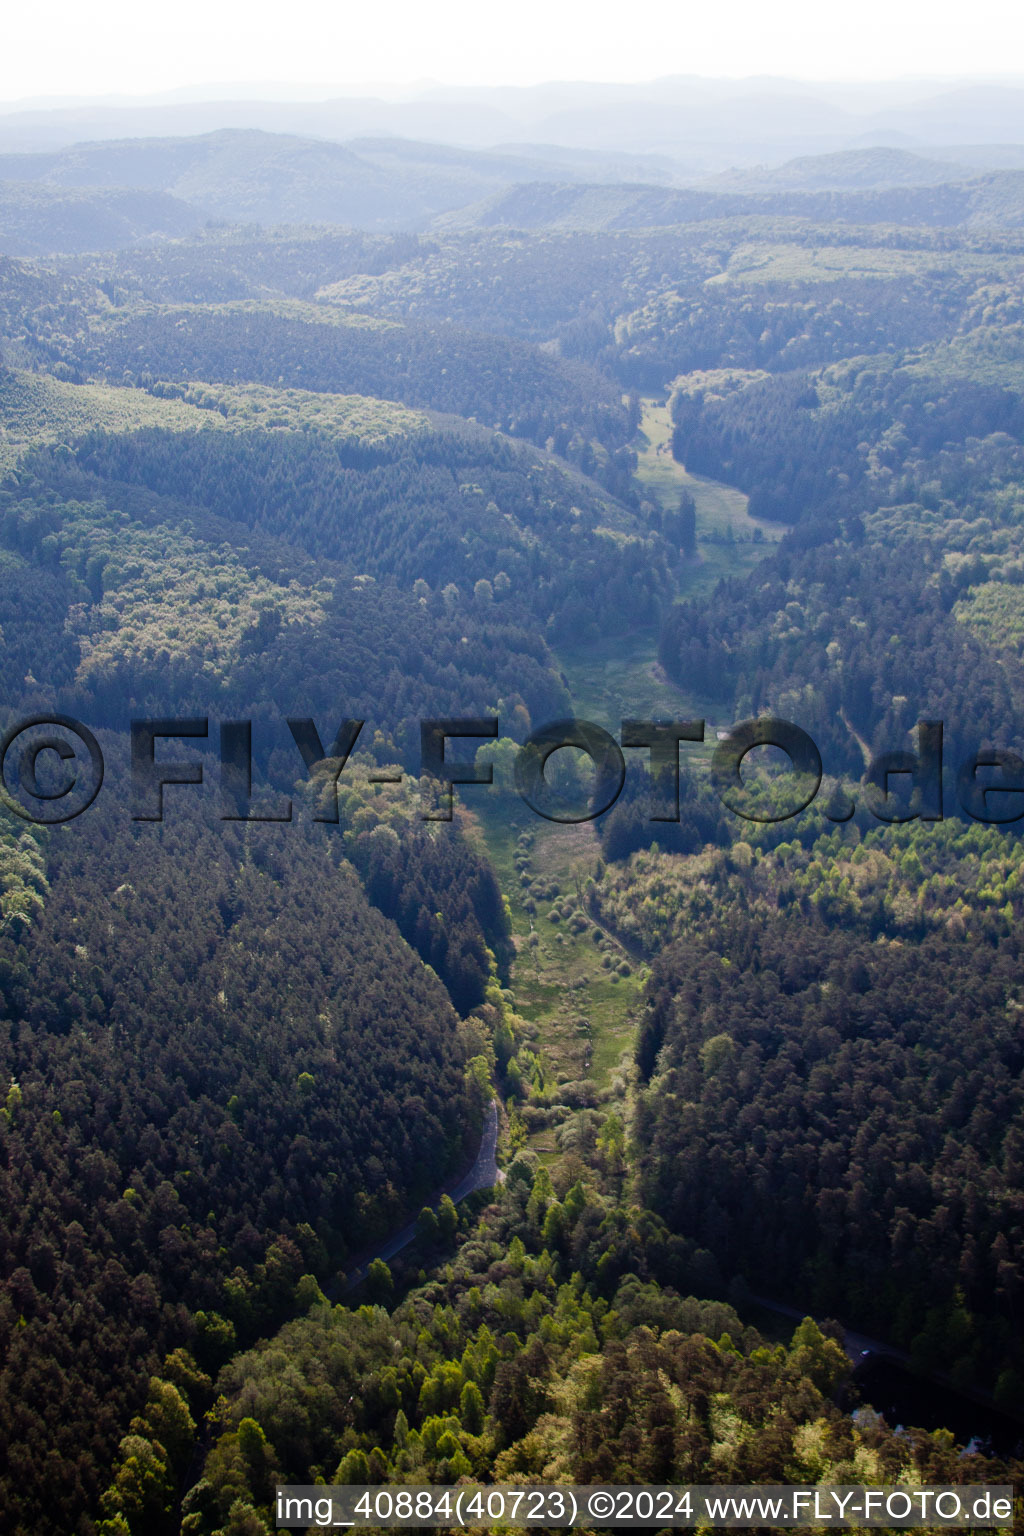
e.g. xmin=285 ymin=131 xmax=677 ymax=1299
xmin=449 ymin=1097 xmax=501 ymax=1202
xmin=329 ymin=1100 xmax=502 ymax=1298
xmin=750 ymin=1293 xmax=912 ymax=1365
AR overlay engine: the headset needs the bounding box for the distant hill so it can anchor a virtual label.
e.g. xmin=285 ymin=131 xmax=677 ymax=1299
xmin=4 ymin=77 xmax=1024 ymax=166
xmin=438 ymin=171 xmax=1024 ymax=232
xmin=702 ymin=147 xmax=969 ymax=192
xmin=0 ymin=129 xmax=677 ymax=244
xmin=968 ymin=169 xmax=1024 ymax=226
xmin=4 ymin=127 xmax=1024 ymax=255
xmin=936 ymin=143 xmax=1024 ymax=171
xmin=491 ymin=141 xmax=684 ymax=184
xmin=0 ymin=180 xmax=202 ymax=255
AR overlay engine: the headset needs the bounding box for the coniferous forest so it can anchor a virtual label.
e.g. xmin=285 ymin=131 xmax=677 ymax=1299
xmin=2 ymin=76 xmax=1024 ymax=1536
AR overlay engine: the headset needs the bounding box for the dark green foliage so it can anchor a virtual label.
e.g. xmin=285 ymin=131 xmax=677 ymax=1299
xmin=669 ymin=365 xmax=1024 ymax=522
xmin=444 ymin=174 xmax=1024 ymax=235
xmin=0 ymin=442 xmax=586 ymax=745
xmin=660 ymin=356 xmax=1024 ymax=772
xmin=0 ymin=785 xmax=472 ymax=1532
xmin=0 ymin=412 xmax=669 ymax=741
xmin=366 ymin=1260 xmax=394 ymax=1303
xmin=350 ymin=827 xmax=511 ymax=1012
xmin=34 ymin=417 xmax=661 ymax=625
xmin=621 ymin=273 xmax=972 ymax=387
xmin=598 ymin=760 xmax=730 ymax=863
xmin=636 ymin=912 xmax=1024 ymax=1400
xmin=81 ymin=228 xmax=425 ymax=303
xmin=660 ymin=536 xmax=1024 ymax=774
xmin=313 ymin=228 xmax=711 ymax=355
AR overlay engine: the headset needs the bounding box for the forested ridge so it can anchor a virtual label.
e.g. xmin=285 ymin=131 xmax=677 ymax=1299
xmin=594 ymin=814 xmax=1024 ymax=1417
xmin=637 ymin=913 xmax=1024 ymax=1399
xmin=0 ymin=782 xmax=480 ymax=1530
xmin=3 ymin=147 xmax=1024 ymax=1534
xmin=0 ymin=380 xmax=672 ymax=745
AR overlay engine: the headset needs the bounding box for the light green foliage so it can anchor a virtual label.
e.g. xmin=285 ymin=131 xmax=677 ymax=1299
xmin=594 ymin=817 xmax=1024 ymax=953
xmin=417 ymin=1205 xmax=439 ymax=1242
xmin=789 ymin=1317 xmax=851 ymax=1395
xmin=955 ymin=580 xmax=1024 ymax=652
xmin=475 ymin=737 xmax=522 ymax=798
xmin=366 ymin=1258 xmax=394 ymax=1302
xmin=294 ymin=1273 xmax=327 ymax=1310
xmin=711 ymin=241 xmax=966 ymax=286
xmin=0 ymin=820 xmax=47 ymax=931
xmin=700 ymin=1033 xmax=736 ymax=1076
xmin=130 ymin=1377 xmax=195 ymax=1471
xmin=0 ymin=369 xmax=220 ymax=476
xmin=0 ymin=363 xmax=426 ymax=469
xmin=4 ymin=1078 xmax=23 ymax=1121
xmin=182 ymin=1171 xmax=955 ymax=1517
xmin=236 ymin=1418 xmax=268 ymax=1463
xmin=99 ymin=1436 xmax=174 ymax=1531
xmin=44 ymin=497 xmax=332 ymax=687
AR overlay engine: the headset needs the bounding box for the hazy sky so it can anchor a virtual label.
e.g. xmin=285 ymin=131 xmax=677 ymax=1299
xmin=3 ymin=0 xmax=1023 ymax=104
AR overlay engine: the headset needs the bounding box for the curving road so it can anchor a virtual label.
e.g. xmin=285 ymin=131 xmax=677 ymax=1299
xmin=750 ymin=1292 xmax=911 ymax=1366
xmin=330 ymin=1100 xmax=502 ymax=1298
xmin=450 ymin=1098 xmax=501 ymax=1202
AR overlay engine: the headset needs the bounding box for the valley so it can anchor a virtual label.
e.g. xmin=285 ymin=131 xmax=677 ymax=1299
xmin=2 ymin=108 xmax=1024 ymax=1533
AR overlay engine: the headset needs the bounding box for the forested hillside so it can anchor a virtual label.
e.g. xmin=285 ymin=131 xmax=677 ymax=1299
xmin=0 ymin=130 xmax=676 ymax=242
xmin=0 ymin=370 xmax=670 ymax=743
xmin=637 ymin=910 xmax=1024 ymax=1399
xmin=0 ymin=783 xmax=479 ymax=1530
xmin=438 ymin=173 xmax=1024 ymax=233
xmin=73 ymin=303 xmax=634 ymax=455
xmin=0 ymin=182 xmax=203 ymax=257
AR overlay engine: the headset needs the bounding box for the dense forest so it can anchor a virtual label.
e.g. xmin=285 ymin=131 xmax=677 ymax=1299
xmin=172 ymin=1162 xmax=1018 ymax=1535
xmin=2 ymin=121 xmax=1024 ymax=1535
xmin=637 ymin=912 xmax=1024 ymax=1400
xmin=0 ymin=781 xmax=482 ymax=1530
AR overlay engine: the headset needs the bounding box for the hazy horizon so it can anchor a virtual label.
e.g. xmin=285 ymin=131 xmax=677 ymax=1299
xmin=5 ymin=71 xmax=1024 ymax=112
xmin=6 ymin=0 xmax=1024 ymax=105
